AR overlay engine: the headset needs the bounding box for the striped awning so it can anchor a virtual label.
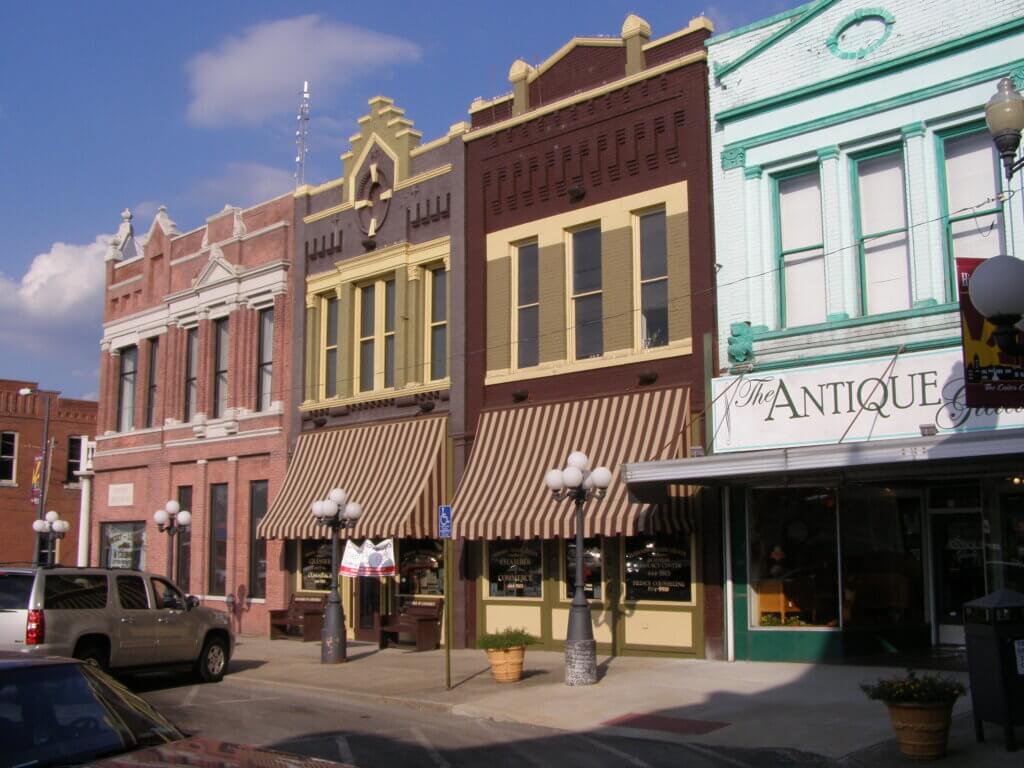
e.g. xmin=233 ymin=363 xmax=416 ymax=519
xmin=452 ymin=388 xmax=691 ymax=540
xmin=258 ymin=415 xmax=447 ymax=541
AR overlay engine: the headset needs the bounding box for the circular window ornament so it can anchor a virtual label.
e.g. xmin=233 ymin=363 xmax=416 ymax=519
xmin=827 ymin=8 xmax=895 ymax=61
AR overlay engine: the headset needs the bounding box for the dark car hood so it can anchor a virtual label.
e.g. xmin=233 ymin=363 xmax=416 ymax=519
xmin=91 ymin=736 xmax=352 ymax=768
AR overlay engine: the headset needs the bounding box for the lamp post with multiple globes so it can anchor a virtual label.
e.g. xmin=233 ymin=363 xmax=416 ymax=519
xmin=311 ymin=488 xmax=362 ymax=664
xmin=32 ymin=511 xmax=70 ymax=568
xmin=544 ymin=452 xmax=612 ymax=686
xmin=153 ymin=500 xmax=192 ymax=582
xmin=968 ymin=77 xmax=1024 ymax=354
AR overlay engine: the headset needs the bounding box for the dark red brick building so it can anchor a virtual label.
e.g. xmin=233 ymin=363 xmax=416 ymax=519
xmin=453 ymin=14 xmax=721 ymax=657
xmin=90 ymin=197 xmax=297 ymax=635
xmin=0 ymin=380 xmax=96 ymax=566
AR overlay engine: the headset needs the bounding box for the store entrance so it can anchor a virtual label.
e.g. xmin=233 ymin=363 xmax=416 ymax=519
xmin=928 ymin=485 xmax=987 ymax=645
xmin=355 ymin=577 xmax=381 ymax=642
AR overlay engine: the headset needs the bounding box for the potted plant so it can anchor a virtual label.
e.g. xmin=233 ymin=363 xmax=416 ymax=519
xmin=476 ymin=627 xmax=536 ymax=683
xmin=861 ymin=669 xmax=967 ymax=760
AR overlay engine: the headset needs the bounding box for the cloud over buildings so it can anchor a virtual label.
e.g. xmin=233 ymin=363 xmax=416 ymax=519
xmin=190 ymin=162 xmax=295 ymax=209
xmin=186 ymin=15 xmax=421 ymax=127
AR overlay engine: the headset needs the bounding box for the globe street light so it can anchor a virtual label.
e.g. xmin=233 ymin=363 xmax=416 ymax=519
xmin=153 ymin=500 xmax=192 ymax=583
xmin=33 ymin=511 xmax=70 ymax=567
xmin=968 ymin=79 xmax=1024 ymax=356
xmin=311 ymin=488 xmax=362 ymax=664
xmin=544 ymin=452 xmax=612 ymax=686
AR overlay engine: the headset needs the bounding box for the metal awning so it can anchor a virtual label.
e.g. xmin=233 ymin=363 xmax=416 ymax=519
xmin=623 ymin=427 xmax=1024 ymax=496
xmin=452 ymin=387 xmax=692 ymax=539
xmin=258 ymin=415 xmax=447 ymax=540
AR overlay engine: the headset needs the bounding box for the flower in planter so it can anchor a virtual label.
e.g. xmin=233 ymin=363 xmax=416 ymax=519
xmin=860 ymin=669 xmax=966 ymax=704
xmin=475 ymin=627 xmax=537 ymax=651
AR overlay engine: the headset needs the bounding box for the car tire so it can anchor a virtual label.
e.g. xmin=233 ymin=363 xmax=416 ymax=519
xmin=194 ymin=636 xmax=228 ymax=683
xmin=74 ymin=641 xmax=110 ymax=672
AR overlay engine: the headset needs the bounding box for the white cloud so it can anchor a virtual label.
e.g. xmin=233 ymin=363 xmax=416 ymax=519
xmin=190 ymin=162 xmax=294 ymax=208
xmin=186 ymin=15 xmax=421 ymax=127
xmin=0 ymin=235 xmax=108 ymax=360
xmin=133 ymin=200 xmax=161 ymax=220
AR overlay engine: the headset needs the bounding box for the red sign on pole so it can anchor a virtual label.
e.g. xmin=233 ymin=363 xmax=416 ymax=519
xmin=957 ymin=257 xmax=1024 ymax=407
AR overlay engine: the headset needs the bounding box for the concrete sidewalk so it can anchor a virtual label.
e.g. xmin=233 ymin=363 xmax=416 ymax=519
xmin=228 ymin=637 xmax=1019 ymax=766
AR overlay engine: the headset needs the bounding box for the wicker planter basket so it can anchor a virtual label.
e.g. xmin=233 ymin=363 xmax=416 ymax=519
xmin=886 ymin=701 xmax=954 ymax=760
xmin=486 ymin=646 xmax=525 ymax=683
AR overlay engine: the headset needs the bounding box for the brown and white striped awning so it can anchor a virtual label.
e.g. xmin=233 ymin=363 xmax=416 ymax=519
xmin=257 ymin=415 xmax=447 ymax=541
xmin=452 ymin=388 xmax=691 ymax=540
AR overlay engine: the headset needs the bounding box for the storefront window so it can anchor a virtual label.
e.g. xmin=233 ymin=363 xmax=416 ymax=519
xmin=840 ymin=488 xmax=925 ymax=627
xmin=488 ymin=541 xmax=542 ymax=598
xmin=565 ymin=537 xmax=602 ymax=600
xmin=624 ymin=533 xmax=691 ymax=602
xmin=100 ymin=522 xmax=146 ymax=570
xmin=994 ymin=489 xmax=1024 ymax=594
xmin=300 ymin=540 xmax=332 ymax=592
xmin=749 ymin=488 xmax=839 ymax=628
xmin=399 ymin=539 xmax=443 ymax=596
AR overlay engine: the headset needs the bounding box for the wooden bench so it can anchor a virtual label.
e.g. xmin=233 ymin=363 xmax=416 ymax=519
xmin=269 ymin=595 xmax=326 ymax=642
xmin=377 ymin=599 xmax=443 ymax=651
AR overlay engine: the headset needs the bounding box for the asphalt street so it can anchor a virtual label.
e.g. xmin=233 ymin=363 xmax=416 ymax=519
xmin=134 ymin=674 xmax=835 ymax=768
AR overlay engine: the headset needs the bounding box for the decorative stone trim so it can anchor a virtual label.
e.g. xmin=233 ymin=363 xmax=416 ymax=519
xmin=743 ymin=165 xmax=764 ymax=179
xmin=721 ymin=146 xmax=746 ymax=170
xmin=901 ymin=122 xmax=926 ymax=139
xmin=827 ymin=8 xmax=895 ymax=61
xmin=816 ymin=145 xmax=840 ymax=161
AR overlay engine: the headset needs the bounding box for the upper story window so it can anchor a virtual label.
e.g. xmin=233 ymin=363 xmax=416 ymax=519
xmin=515 ymin=242 xmax=539 ymax=369
xmin=570 ymin=226 xmax=603 ymax=360
xmin=941 ymin=127 xmax=1006 ymax=265
xmin=145 ymin=337 xmax=159 ymax=428
xmin=853 ymin=148 xmax=911 ymax=315
xmin=427 ymin=267 xmax=447 ymax=381
xmin=183 ymin=327 xmax=198 ymax=422
xmin=117 ymin=346 xmax=138 ymax=432
xmin=323 ymin=296 xmax=338 ymax=399
xmin=774 ymin=169 xmax=825 ymax=328
xmin=212 ymin=318 xmax=229 ymax=418
xmin=357 ymin=277 xmax=396 ymax=392
xmin=257 ymin=308 xmax=274 ymax=411
xmin=0 ymin=431 xmax=16 ymax=483
xmin=637 ymin=210 xmax=669 ymax=349
xmin=66 ymin=436 xmax=83 ymax=483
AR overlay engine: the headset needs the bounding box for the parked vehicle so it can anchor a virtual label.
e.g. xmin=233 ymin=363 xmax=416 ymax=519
xmin=0 ymin=652 xmax=352 ymax=768
xmin=0 ymin=566 xmax=233 ymax=682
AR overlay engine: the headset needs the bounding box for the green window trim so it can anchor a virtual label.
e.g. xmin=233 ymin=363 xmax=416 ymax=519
xmin=771 ymin=164 xmax=824 ymax=330
xmin=848 ymin=143 xmax=911 ymax=317
xmin=826 ymin=8 xmax=895 ymax=61
xmin=751 ymin=301 xmax=959 ymax=342
xmin=933 ymin=120 xmax=1007 ymax=303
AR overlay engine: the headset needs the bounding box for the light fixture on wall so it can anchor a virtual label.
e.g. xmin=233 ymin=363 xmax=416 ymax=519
xmin=986 ymin=76 xmax=1024 ymax=181
xmin=567 ymin=185 xmax=586 ymax=203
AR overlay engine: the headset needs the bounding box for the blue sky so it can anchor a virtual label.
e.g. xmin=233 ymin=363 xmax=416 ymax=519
xmin=0 ymin=0 xmax=790 ymax=400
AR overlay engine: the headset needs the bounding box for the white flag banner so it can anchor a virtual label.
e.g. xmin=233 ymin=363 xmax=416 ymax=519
xmin=339 ymin=539 xmax=396 ymax=577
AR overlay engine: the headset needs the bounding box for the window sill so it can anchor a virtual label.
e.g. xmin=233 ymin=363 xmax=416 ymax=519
xmin=752 ymin=302 xmax=958 ymax=342
xmin=63 ymin=483 xmax=82 ymax=490
xmin=301 ymin=378 xmax=451 ymax=412
xmin=0 ymin=481 xmax=17 ymax=488
xmin=485 ymin=339 xmax=692 ymax=386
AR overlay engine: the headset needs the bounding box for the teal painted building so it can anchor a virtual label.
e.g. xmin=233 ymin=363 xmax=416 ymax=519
xmin=625 ymin=0 xmax=1024 ymax=662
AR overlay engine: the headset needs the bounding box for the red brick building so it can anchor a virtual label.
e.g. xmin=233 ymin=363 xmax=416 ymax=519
xmin=90 ymin=198 xmax=297 ymax=635
xmin=0 ymin=380 xmax=96 ymax=566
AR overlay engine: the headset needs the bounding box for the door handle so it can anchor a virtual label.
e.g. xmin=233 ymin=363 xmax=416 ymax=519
xmin=120 ymin=617 xmax=135 ymax=624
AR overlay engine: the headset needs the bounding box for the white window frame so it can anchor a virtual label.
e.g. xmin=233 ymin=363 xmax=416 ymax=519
xmin=631 ymin=206 xmax=670 ymax=351
xmin=565 ymin=223 xmax=604 ymax=362
xmin=355 ymin=276 xmax=397 ymax=393
xmin=425 ymin=265 xmax=448 ymax=383
xmin=0 ymin=430 xmax=17 ymax=485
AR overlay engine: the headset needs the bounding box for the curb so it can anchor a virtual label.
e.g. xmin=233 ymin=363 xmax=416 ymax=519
xmin=224 ymin=672 xmax=456 ymax=715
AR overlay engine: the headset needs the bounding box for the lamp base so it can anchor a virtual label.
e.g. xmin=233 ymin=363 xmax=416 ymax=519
xmin=565 ymin=639 xmax=597 ymax=686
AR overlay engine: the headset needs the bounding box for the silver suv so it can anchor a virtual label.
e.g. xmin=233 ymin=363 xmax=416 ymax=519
xmin=0 ymin=566 xmax=234 ymax=682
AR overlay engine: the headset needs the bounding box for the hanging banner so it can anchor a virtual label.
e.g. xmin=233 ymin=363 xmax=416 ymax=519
xmin=340 ymin=539 xmax=396 ymax=577
xmin=29 ymin=455 xmax=42 ymax=506
xmin=957 ymin=257 xmax=1024 ymax=408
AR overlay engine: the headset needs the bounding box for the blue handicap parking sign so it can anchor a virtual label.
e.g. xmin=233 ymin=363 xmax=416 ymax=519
xmin=438 ymin=505 xmax=452 ymax=539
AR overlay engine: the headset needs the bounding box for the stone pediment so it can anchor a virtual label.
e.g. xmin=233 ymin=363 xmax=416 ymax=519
xmin=192 ymin=245 xmax=243 ymax=288
xmin=341 ymin=96 xmax=422 ymax=199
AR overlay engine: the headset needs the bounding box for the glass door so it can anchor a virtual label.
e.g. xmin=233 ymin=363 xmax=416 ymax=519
xmin=355 ymin=576 xmax=381 ymax=641
xmin=930 ymin=512 xmax=986 ymax=644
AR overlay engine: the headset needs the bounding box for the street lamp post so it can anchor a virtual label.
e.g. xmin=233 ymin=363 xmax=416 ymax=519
xmin=311 ymin=488 xmax=362 ymax=664
xmin=969 ymin=77 xmax=1024 ymax=354
xmin=19 ymin=387 xmax=52 ymax=567
xmin=153 ymin=500 xmax=192 ymax=582
xmin=32 ymin=511 xmax=70 ymax=568
xmin=544 ymin=452 xmax=612 ymax=686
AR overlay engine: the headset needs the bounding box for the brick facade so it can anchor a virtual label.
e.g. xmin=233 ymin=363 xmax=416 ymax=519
xmin=0 ymin=380 xmax=96 ymax=564
xmin=91 ymin=197 xmax=297 ymax=635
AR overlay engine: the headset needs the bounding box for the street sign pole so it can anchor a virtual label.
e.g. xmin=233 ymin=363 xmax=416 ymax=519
xmin=439 ymin=505 xmax=453 ymax=690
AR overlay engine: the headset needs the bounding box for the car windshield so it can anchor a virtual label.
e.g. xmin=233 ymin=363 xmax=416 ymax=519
xmin=0 ymin=662 xmax=183 ymax=768
xmin=0 ymin=572 xmax=33 ymax=609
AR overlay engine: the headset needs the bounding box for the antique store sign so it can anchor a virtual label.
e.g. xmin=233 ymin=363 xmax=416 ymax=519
xmin=711 ymin=348 xmax=1024 ymax=453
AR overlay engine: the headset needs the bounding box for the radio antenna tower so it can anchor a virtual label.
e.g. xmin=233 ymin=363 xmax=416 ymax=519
xmin=295 ymin=81 xmax=311 ymax=187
